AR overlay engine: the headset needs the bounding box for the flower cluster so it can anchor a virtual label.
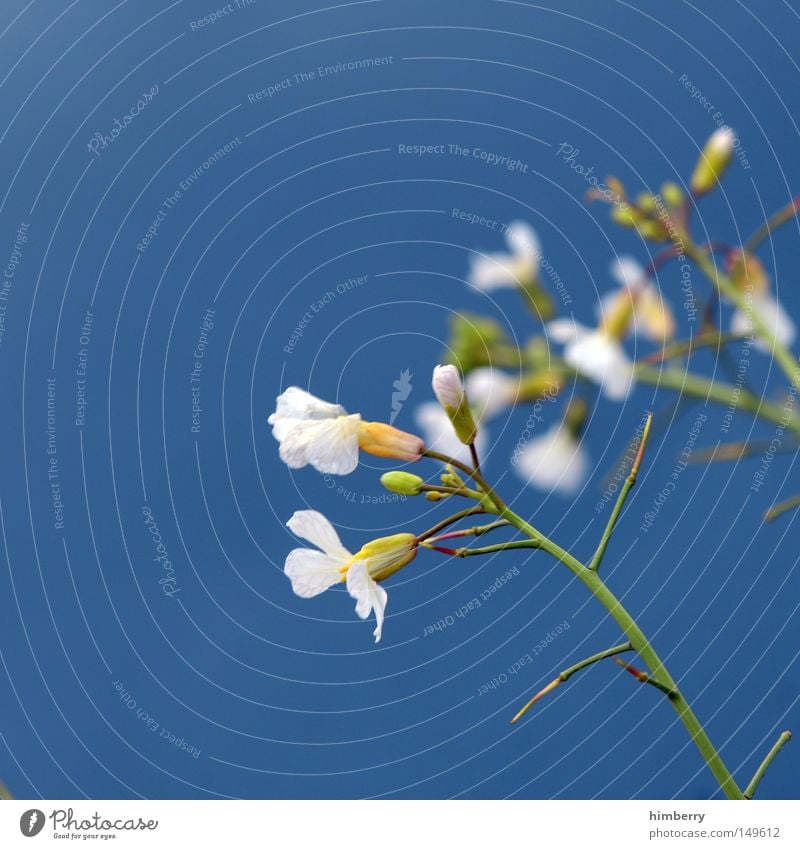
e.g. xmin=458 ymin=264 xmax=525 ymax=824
xmin=428 ymin=127 xmax=796 ymax=495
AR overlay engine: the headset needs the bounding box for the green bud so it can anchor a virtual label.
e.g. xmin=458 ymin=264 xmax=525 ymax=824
xmin=611 ymin=205 xmax=642 ymax=229
xmin=380 ymin=471 xmax=425 ymax=496
xmin=637 ymin=220 xmax=668 ymax=242
xmin=690 ymin=128 xmax=735 ymax=196
xmin=661 ymin=181 xmax=684 ymax=208
xmin=636 ymin=192 xmax=658 ymax=214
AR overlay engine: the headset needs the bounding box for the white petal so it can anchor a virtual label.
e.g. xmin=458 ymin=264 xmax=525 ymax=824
xmin=269 ymin=386 xmax=345 ymax=424
xmin=547 ymin=318 xmax=588 ymax=345
xmin=506 ymin=221 xmax=541 ymax=260
xmin=563 ymin=332 xmax=634 ymax=401
xmin=287 ymin=510 xmax=352 ymax=560
xmin=465 ymin=367 xmax=518 ymax=421
xmin=468 ymin=252 xmax=519 ymax=290
xmin=346 ymin=561 xmax=388 ymax=642
xmin=610 ymin=256 xmax=647 ymax=292
xmin=707 ymin=126 xmax=735 ymax=159
xmin=432 ymin=364 xmax=464 ymax=409
xmin=305 ymin=415 xmax=361 ymax=474
xmin=284 ymin=548 xmax=346 ymax=598
xmin=516 ymin=426 xmax=590 ymax=496
xmin=414 ymin=402 xmax=487 ymax=464
xmin=731 ymin=293 xmax=796 ymax=351
xmin=276 ymin=415 xmax=361 ymax=474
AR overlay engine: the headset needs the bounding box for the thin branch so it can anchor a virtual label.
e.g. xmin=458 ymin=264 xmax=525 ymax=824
xmin=424 ymin=539 xmax=540 ymax=558
xmin=743 ymin=731 xmax=792 ymax=799
xmin=423 ymin=448 xmax=505 ymax=510
xmin=614 ymin=657 xmax=677 ymax=698
xmin=469 ymin=442 xmax=482 ymax=475
xmin=511 ymin=642 xmax=633 ymax=723
xmin=745 ymin=196 xmax=800 ymax=253
xmin=416 ymin=506 xmax=486 ymax=542
xmin=765 ymin=495 xmax=800 ymax=523
xmin=426 ymin=519 xmax=510 ymax=543
xmin=638 ymin=332 xmax=746 ymax=366
xmin=588 ymin=412 xmax=653 ymax=572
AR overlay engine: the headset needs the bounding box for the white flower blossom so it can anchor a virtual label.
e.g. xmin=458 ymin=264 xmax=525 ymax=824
xmin=269 ymin=388 xmax=360 ymax=474
xmin=731 ymin=292 xmax=796 ymax=352
xmin=468 ymin=221 xmax=541 ymax=291
xmin=608 ymin=256 xmax=675 ymax=342
xmin=284 ymin=510 xmax=416 ymax=642
xmin=515 ymin=424 xmax=590 ymax=496
xmin=548 ymin=318 xmax=634 ymax=401
xmin=465 ymin=367 xmax=519 ymax=421
xmin=270 ymin=387 xmax=424 ymax=475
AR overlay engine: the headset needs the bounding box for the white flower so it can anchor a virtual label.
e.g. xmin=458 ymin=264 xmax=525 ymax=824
xmin=432 ymin=364 xmax=465 ymax=409
xmin=608 ymin=256 xmax=676 ymax=342
xmin=284 ymin=510 xmax=417 ymax=642
xmin=548 ymin=318 xmax=634 ymax=401
xmin=468 ymin=221 xmax=541 ymax=291
xmin=269 ymin=388 xmax=361 ymax=474
xmin=415 ymin=402 xmax=487 ymax=464
xmin=269 ymin=387 xmax=425 ymax=475
xmin=465 ymin=367 xmax=519 ymax=421
xmin=515 ymin=425 xmax=590 ymax=496
xmin=731 ymin=292 xmax=796 ymax=352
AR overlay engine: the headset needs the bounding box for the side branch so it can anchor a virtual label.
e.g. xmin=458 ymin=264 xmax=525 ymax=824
xmin=588 ymin=412 xmax=653 ymax=572
xmin=511 ymin=642 xmax=633 ymax=723
xmin=743 ymin=731 xmax=792 ymax=799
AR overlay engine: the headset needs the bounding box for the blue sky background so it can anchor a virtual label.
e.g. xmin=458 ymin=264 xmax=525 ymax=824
xmin=0 ymin=0 xmax=798 ymax=799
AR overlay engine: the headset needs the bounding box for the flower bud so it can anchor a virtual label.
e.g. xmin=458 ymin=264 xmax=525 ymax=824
xmin=727 ymin=249 xmax=769 ymax=296
xmin=690 ymin=128 xmax=735 ymax=196
xmin=432 ymin=364 xmax=478 ymax=445
xmin=380 ymin=471 xmax=424 ymax=496
xmin=358 ymin=422 xmax=424 ymax=461
xmin=636 ymin=192 xmax=658 ymax=214
xmin=660 ymin=182 xmax=684 ymax=208
xmin=355 ymin=533 xmax=418 ymax=582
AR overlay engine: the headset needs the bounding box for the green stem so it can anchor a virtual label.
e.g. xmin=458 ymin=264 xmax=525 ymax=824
xmin=743 ymin=731 xmax=792 ymax=799
xmin=589 ymin=413 xmax=652 ymax=572
xmin=745 ymin=197 xmax=800 ymax=254
xmin=638 ymin=332 xmax=747 ymax=366
xmin=426 ymin=519 xmax=510 ymax=543
xmin=426 ymin=539 xmax=540 ymax=557
xmin=765 ymin=495 xmax=800 ymax=523
xmin=498 ymin=503 xmax=745 ymax=799
xmin=636 ymin=366 xmax=800 ymax=438
xmin=561 ymin=642 xmax=633 ymax=680
xmin=423 ymin=448 xmax=506 ymax=511
xmin=417 ymin=506 xmax=486 ymax=542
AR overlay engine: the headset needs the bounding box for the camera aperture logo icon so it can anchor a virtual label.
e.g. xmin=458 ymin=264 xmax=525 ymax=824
xmin=20 ymin=809 xmax=46 ymax=837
